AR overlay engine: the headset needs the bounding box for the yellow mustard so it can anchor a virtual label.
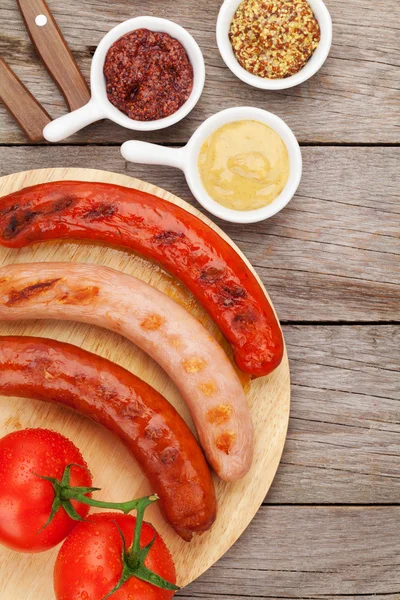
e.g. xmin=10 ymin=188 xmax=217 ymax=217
xmin=198 ymin=120 xmax=289 ymax=211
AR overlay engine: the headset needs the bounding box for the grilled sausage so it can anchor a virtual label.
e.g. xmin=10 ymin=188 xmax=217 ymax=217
xmin=0 ymin=181 xmax=283 ymax=377
xmin=0 ymin=262 xmax=254 ymax=482
xmin=0 ymin=335 xmax=216 ymax=541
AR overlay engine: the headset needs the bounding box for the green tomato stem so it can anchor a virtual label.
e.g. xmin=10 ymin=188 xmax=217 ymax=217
xmin=60 ymin=488 xmax=159 ymax=515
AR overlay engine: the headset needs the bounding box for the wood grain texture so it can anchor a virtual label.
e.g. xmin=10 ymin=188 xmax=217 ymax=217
xmin=180 ymin=506 xmax=400 ymax=598
xmin=0 ymin=0 xmax=399 ymax=143
xmin=0 ymin=145 xmax=397 ymax=322
xmin=270 ymin=324 xmax=400 ymax=504
xmin=16 ymin=0 xmax=91 ymax=111
xmin=0 ymin=57 xmax=51 ymax=141
xmin=0 ymin=167 xmax=290 ymax=597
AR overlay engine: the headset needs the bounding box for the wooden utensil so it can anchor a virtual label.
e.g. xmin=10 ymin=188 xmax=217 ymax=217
xmin=0 ymin=57 xmax=51 ymax=142
xmin=16 ymin=0 xmax=90 ymax=111
xmin=0 ymin=167 xmax=289 ymax=596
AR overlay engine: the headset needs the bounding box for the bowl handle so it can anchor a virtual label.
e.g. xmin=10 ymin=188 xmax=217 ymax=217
xmin=43 ymin=99 xmax=104 ymax=142
xmin=121 ymin=141 xmax=187 ymax=171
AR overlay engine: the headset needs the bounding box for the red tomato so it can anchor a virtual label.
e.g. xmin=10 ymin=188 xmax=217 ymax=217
xmin=54 ymin=512 xmax=177 ymax=600
xmin=0 ymin=428 xmax=92 ymax=552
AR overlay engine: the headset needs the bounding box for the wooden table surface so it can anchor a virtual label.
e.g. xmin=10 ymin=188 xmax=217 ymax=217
xmin=0 ymin=0 xmax=399 ymax=598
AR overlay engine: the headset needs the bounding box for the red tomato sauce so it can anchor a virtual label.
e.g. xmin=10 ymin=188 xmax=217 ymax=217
xmin=103 ymin=28 xmax=194 ymax=121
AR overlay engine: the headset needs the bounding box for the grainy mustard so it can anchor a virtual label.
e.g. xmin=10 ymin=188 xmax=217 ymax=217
xmin=229 ymin=0 xmax=321 ymax=79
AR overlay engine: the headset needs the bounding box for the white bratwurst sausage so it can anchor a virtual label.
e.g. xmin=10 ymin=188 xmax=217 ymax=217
xmin=0 ymin=262 xmax=253 ymax=482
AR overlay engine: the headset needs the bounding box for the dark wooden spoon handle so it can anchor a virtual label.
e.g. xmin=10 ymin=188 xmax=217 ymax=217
xmin=17 ymin=0 xmax=91 ymax=111
xmin=0 ymin=57 xmax=52 ymax=142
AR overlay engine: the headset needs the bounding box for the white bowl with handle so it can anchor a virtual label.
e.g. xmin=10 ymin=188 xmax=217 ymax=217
xmin=217 ymin=0 xmax=332 ymax=90
xmin=121 ymin=106 xmax=302 ymax=224
xmin=43 ymin=17 xmax=205 ymax=142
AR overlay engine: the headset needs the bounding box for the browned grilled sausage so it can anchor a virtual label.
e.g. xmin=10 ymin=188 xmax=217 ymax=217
xmin=0 ymin=336 xmax=217 ymax=541
xmin=0 ymin=180 xmax=284 ymax=377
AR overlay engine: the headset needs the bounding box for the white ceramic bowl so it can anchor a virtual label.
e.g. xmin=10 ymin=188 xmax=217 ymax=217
xmin=217 ymin=0 xmax=332 ymax=90
xmin=44 ymin=17 xmax=205 ymax=142
xmin=121 ymin=106 xmax=302 ymax=224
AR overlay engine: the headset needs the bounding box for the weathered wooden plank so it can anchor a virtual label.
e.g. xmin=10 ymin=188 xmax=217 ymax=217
xmin=268 ymin=324 xmax=400 ymax=504
xmin=0 ymin=0 xmax=399 ymax=143
xmin=178 ymin=506 xmax=400 ymax=598
xmin=0 ymin=146 xmax=398 ymax=322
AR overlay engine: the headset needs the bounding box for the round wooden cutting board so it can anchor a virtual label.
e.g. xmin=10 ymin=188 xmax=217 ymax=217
xmin=0 ymin=168 xmax=290 ymax=597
